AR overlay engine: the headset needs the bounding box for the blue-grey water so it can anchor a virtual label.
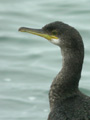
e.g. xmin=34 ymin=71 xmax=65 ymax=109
xmin=0 ymin=0 xmax=90 ymax=120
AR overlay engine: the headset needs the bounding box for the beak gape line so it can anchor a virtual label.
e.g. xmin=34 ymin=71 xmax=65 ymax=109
xmin=19 ymin=27 xmax=59 ymax=43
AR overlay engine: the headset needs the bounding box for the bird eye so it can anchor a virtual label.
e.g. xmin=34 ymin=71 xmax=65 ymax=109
xmin=52 ymin=30 xmax=57 ymax=35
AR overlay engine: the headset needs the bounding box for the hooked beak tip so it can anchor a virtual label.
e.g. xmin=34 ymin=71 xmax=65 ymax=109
xmin=18 ymin=27 xmax=25 ymax=32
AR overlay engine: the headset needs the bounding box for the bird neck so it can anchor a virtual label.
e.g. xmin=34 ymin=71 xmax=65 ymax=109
xmin=49 ymin=47 xmax=84 ymax=108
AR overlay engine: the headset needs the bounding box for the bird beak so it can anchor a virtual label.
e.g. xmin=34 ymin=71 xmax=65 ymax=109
xmin=18 ymin=27 xmax=58 ymax=40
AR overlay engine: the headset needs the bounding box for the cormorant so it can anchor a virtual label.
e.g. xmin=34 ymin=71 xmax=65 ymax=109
xmin=19 ymin=21 xmax=90 ymax=120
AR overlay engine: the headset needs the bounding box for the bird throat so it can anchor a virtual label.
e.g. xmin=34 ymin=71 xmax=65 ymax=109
xmin=49 ymin=48 xmax=84 ymax=109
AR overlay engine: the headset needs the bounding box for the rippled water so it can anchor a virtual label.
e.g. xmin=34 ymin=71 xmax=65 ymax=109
xmin=0 ymin=0 xmax=90 ymax=120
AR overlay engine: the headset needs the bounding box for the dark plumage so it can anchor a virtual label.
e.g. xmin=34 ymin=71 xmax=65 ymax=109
xmin=19 ymin=21 xmax=90 ymax=120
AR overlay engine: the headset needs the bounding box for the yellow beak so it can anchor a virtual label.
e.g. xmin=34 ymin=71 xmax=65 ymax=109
xmin=18 ymin=27 xmax=58 ymax=40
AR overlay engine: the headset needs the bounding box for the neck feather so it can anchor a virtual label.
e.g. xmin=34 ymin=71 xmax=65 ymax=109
xmin=49 ymin=47 xmax=84 ymax=109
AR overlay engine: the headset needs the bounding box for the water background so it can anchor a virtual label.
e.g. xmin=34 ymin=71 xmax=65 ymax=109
xmin=0 ymin=0 xmax=90 ymax=120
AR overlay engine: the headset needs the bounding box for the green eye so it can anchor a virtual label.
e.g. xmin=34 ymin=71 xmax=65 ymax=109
xmin=52 ymin=30 xmax=57 ymax=35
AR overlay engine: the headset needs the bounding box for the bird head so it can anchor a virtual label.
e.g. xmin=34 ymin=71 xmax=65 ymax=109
xmin=19 ymin=21 xmax=82 ymax=50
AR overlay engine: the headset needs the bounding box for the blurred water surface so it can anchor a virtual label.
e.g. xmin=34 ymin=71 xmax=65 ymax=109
xmin=0 ymin=0 xmax=90 ymax=120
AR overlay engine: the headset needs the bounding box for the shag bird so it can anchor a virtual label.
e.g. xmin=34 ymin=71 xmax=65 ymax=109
xmin=19 ymin=21 xmax=90 ymax=120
